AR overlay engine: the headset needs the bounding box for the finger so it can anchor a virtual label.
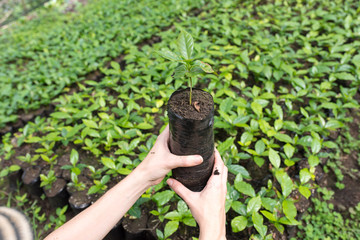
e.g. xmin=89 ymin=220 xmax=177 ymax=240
xmin=222 ymin=166 xmax=228 ymax=194
xmin=212 ymin=148 xmax=225 ymax=175
xmin=222 ymin=165 xmax=228 ymax=184
xmin=158 ymin=125 xmax=170 ymax=142
xmin=167 ymin=178 xmax=193 ymax=203
xmin=168 ymin=154 xmax=203 ymax=169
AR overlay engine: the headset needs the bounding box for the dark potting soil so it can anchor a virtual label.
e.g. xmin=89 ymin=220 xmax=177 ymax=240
xmin=22 ymin=166 xmax=41 ymax=185
xmin=69 ymin=191 xmax=92 ymax=209
xmin=44 ymin=178 xmax=67 ymax=198
xmin=168 ymin=89 xmax=213 ymax=120
xmin=122 ymin=211 xmax=148 ymax=236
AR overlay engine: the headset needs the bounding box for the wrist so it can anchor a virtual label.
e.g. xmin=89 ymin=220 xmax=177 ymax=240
xmin=199 ymin=229 xmax=226 ymax=240
xmin=199 ymin=222 xmax=226 ymax=240
xmin=131 ymin=164 xmax=153 ymax=189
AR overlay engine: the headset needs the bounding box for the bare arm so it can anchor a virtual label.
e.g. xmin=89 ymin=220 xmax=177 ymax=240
xmin=167 ymin=149 xmax=228 ymax=240
xmin=45 ymin=125 xmax=203 ymax=240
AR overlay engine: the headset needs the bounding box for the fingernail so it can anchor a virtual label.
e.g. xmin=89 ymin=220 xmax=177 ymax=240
xmin=167 ymin=179 xmax=173 ymax=186
xmin=197 ymin=156 xmax=203 ymax=163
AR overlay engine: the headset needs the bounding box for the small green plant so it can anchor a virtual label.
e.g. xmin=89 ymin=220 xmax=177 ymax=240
xmin=61 ymin=149 xmax=87 ymax=190
xmin=40 ymin=170 xmax=57 ymax=190
xmin=17 ymin=153 xmax=40 ymax=166
xmin=87 ymin=175 xmax=110 ymax=195
xmin=157 ymin=30 xmax=216 ymax=105
xmin=44 ymin=205 xmax=68 ymax=231
xmin=297 ymin=190 xmax=360 ymax=240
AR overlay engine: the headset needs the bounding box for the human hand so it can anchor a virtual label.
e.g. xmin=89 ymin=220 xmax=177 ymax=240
xmin=167 ymin=149 xmax=227 ymax=240
xmin=135 ymin=125 xmax=203 ymax=186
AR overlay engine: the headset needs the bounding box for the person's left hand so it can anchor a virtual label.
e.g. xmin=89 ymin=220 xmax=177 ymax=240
xmin=135 ymin=125 xmax=203 ymax=186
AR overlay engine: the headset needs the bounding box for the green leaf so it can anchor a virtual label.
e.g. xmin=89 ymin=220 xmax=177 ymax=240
xmin=70 ymin=149 xmax=79 ymax=166
xmin=0 ymin=169 xmax=9 ymax=177
xmin=255 ymin=140 xmax=265 ymax=155
xmin=284 ymin=143 xmax=295 ymax=159
xmin=321 ymin=102 xmax=338 ymax=110
xmin=325 ymin=120 xmax=344 ymax=130
xmin=220 ymin=97 xmax=234 ymax=113
xmin=228 ymin=165 xmax=251 ymax=179
xmin=251 ymin=102 xmax=263 ymax=117
xmin=274 ymin=222 xmax=285 ymax=234
xmin=334 ymin=72 xmax=355 ymax=81
xmin=110 ymin=61 xmax=120 ymax=70
xmin=136 ymin=123 xmax=153 ymax=130
xmin=254 ymin=157 xmax=265 ymax=167
xmin=231 ymin=216 xmax=248 ymax=232
xmin=269 ymin=148 xmax=281 ymax=169
xmin=9 ymin=165 xmax=21 ymax=172
xmin=156 ymin=229 xmax=164 ymax=240
xmin=272 ymin=102 xmax=283 ymax=120
xmin=183 ymin=217 xmax=196 ymax=227
xmin=83 ymin=119 xmax=98 ymax=129
xmin=177 ymin=30 xmax=194 ymax=60
xmin=51 ymin=112 xmax=71 ymax=119
xmin=157 ymin=49 xmax=181 ymax=61
xmin=311 ymin=137 xmax=321 ymax=154
xmin=352 ymin=54 xmax=360 ymax=68
xmin=231 ymin=201 xmax=247 ymax=215
xmin=98 ymin=112 xmax=110 ymax=120
xmin=274 ymin=133 xmax=293 ymax=144
xmin=299 ymin=168 xmax=312 ymax=184
xmin=240 ymin=132 xmax=253 ymax=146
xmin=240 ymin=50 xmax=250 ymax=65
xmin=101 ymin=175 xmax=110 ymax=185
xmin=117 ymin=168 xmax=132 ymax=175
xmin=196 ymin=60 xmax=214 ymax=73
xmin=299 ymin=185 xmax=311 ymax=199
xmin=217 ymin=137 xmax=235 ymax=155
xmin=164 ymin=211 xmax=181 ymax=221
xmin=308 ymin=155 xmax=319 ymax=167
xmin=247 ymin=196 xmax=262 ymax=214
xmin=261 ymin=210 xmax=277 ymax=222
xmin=88 ymin=185 xmax=100 ymax=195
xmin=177 ymin=200 xmax=188 ymax=213
xmin=174 ymin=64 xmax=186 ymax=78
xmin=164 ymin=221 xmax=179 ymax=238
xmin=282 ymin=199 xmax=297 ymax=220
xmin=153 ymin=190 xmax=174 ymax=207
xmin=101 ymin=157 xmax=116 ymax=169
xmin=275 ymin=170 xmax=293 ymax=198
xmin=235 ymin=181 xmax=255 ymax=197
xmin=252 ymin=212 xmax=267 ymax=237
xmin=263 ymin=65 xmax=272 ymax=80
xmin=261 ymin=198 xmax=277 ymax=212
xmin=323 ymin=141 xmax=338 ymax=149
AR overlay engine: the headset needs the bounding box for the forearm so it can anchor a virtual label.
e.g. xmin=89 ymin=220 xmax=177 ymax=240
xmin=45 ymin=168 xmax=151 ymax=240
xmin=199 ymin=226 xmax=226 ymax=240
xmin=198 ymin=211 xmax=226 ymax=240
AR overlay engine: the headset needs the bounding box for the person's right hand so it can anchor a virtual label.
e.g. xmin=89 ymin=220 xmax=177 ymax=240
xmin=167 ymin=149 xmax=228 ymax=240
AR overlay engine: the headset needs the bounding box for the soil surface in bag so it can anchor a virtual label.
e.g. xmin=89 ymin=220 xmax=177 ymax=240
xmin=168 ymin=88 xmax=215 ymax=192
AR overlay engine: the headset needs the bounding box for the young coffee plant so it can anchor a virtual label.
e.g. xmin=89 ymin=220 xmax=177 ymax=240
xmin=157 ymin=30 xmax=216 ymax=104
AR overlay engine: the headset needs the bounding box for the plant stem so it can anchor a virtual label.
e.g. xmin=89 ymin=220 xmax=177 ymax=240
xmin=189 ymin=76 xmax=193 ymax=105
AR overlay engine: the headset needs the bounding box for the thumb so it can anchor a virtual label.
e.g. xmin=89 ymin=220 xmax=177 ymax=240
xmin=167 ymin=178 xmax=193 ymax=203
xmin=168 ymin=155 xmax=203 ymax=169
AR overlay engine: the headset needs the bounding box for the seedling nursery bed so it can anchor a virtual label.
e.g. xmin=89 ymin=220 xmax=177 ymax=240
xmin=1 ymin=0 xmax=360 ymax=239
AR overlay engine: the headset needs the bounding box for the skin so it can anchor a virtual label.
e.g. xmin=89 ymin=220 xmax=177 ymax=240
xmin=167 ymin=149 xmax=228 ymax=240
xmin=45 ymin=125 xmax=227 ymax=240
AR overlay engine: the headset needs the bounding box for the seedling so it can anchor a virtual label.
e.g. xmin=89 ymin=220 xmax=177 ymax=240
xmin=40 ymin=170 xmax=57 ymax=190
xmin=18 ymin=153 xmax=40 ymax=166
xmin=157 ymin=30 xmax=217 ymax=105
